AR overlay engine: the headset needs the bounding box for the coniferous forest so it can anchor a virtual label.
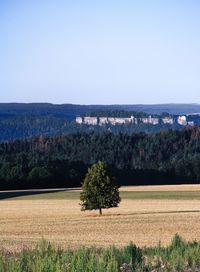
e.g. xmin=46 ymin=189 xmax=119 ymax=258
xmin=1 ymin=126 xmax=200 ymax=189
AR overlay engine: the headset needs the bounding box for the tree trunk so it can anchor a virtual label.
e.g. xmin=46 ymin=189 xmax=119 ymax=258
xmin=99 ymin=207 xmax=102 ymax=215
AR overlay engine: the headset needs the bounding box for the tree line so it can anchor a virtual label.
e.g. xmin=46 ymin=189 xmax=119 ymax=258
xmin=88 ymin=110 xmax=150 ymax=117
xmin=1 ymin=127 xmax=200 ymax=189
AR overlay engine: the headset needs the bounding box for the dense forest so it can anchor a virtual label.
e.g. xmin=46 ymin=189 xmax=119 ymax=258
xmin=1 ymin=127 xmax=200 ymax=189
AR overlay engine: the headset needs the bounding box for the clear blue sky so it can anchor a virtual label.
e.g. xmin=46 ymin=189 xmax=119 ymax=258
xmin=0 ymin=0 xmax=200 ymax=104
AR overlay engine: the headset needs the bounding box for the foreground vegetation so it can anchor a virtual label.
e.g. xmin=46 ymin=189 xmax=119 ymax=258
xmin=1 ymin=235 xmax=200 ymax=271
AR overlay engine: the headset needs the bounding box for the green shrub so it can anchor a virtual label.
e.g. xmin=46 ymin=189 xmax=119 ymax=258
xmin=0 ymin=235 xmax=200 ymax=271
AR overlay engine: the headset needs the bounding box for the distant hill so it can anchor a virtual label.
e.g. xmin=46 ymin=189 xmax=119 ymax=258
xmin=1 ymin=103 xmax=200 ymax=120
xmin=120 ymin=104 xmax=200 ymax=115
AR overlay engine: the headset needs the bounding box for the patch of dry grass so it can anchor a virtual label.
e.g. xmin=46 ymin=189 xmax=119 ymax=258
xmin=1 ymin=185 xmax=200 ymax=251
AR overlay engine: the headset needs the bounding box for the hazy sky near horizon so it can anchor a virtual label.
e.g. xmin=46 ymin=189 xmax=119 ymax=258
xmin=0 ymin=0 xmax=200 ymax=104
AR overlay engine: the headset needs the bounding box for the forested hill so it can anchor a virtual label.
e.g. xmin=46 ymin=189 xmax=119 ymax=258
xmin=1 ymin=103 xmax=200 ymax=142
xmin=1 ymin=103 xmax=200 ymax=118
xmin=1 ymin=127 xmax=200 ymax=189
xmin=0 ymin=103 xmax=105 ymax=120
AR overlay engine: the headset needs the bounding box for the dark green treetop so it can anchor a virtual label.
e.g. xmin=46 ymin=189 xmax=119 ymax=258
xmin=80 ymin=161 xmax=121 ymax=215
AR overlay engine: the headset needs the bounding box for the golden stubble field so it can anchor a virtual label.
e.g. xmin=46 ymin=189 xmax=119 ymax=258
xmin=1 ymin=185 xmax=200 ymax=251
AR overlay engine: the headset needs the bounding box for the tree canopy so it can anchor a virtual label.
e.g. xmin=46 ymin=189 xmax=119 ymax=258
xmin=80 ymin=161 xmax=121 ymax=215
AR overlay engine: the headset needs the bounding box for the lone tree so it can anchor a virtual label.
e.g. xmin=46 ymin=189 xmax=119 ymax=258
xmin=80 ymin=161 xmax=121 ymax=215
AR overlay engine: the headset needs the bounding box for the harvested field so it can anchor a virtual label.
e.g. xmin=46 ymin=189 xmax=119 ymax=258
xmin=1 ymin=185 xmax=200 ymax=251
xmin=121 ymin=184 xmax=200 ymax=191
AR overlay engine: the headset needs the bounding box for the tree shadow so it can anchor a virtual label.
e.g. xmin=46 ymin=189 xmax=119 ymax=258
xmin=112 ymin=210 xmax=200 ymax=217
xmin=0 ymin=188 xmax=71 ymax=200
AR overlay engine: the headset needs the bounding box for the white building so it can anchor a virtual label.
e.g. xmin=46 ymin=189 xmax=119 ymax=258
xmin=95 ymin=116 xmax=136 ymax=125
xmin=134 ymin=118 xmax=138 ymax=125
xmin=141 ymin=116 xmax=159 ymax=125
xmin=177 ymin=116 xmax=187 ymax=126
xmin=84 ymin=117 xmax=98 ymax=125
xmin=141 ymin=117 xmax=149 ymax=124
xmin=99 ymin=117 xmax=109 ymax=125
xmin=76 ymin=117 xmax=83 ymax=124
xmin=107 ymin=117 xmax=116 ymax=125
xmin=114 ymin=118 xmax=128 ymax=124
xmin=76 ymin=114 xmax=179 ymax=126
xmin=188 ymin=121 xmax=194 ymax=126
xmin=162 ymin=117 xmax=174 ymax=125
xmin=149 ymin=116 xmax=159 ymax=125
